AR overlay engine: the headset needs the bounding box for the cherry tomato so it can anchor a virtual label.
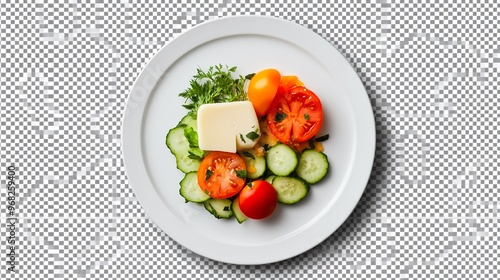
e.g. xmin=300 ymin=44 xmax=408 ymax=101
xmin=197 ymin=152 xmax=247 ymax=199
xmin=247 ymin=68 xmax=281 ymax=116
xmin=277 ymin=75 xmax=303 ymax=93
xmin=266 ymin=86 xmax=323 ymax=145
xmin=238 ymin=180 xmax=278 ymax=219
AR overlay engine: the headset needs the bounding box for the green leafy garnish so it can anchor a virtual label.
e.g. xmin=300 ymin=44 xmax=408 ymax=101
xmin=184 ymin=127 xmax=205 ymax=159
xmin=188 ymin=149 xmax=204 ymax=160
xmin=184 ymin=127 xmax=199 ymax=148
xmin=179 ymin=64 xmax=250 ymax=116
xmin=304 ymin=113 xmax=310 ymax=120
xmin=245 ymin=73 xmax=256 ymax=80
xmin=315 ymin=134 xmax=330 ymax=142
xmin=205 ymin=170 xmax=214 ymax=181
xmin=275 ymin=112 xmax=287 ymax=122
xmin=239 ymin=133 xmax=246 ymax=144
xmin=236 ymin=169 xmax=247 ymax=179
xmin=246 ymin=129 xmax=259 ymax=141
xmin=308 ymin=140 xmax=315 ymax=149
xmin=242 ymin=151 xmax=255 ymax=159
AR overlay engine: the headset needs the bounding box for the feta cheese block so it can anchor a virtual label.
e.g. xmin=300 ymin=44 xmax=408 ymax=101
xmin=197 ymin=101 xmax=261 ymax=153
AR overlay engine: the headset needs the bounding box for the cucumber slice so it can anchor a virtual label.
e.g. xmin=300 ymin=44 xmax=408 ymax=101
xmin=231 ymin=197 xmax=247 ymax=223
xmin=178 ymin=113 xmax=197 ymax=130
xmin=176 ymin=152 xmax=201 ymax=173
xmin=271 ymin=176 xmax=309 ymax=204
xmin=266 ymin=144 xmax=298 ymax=176
xmin=239 ymin=149 xmax=266 ymax=179
xmin=166 ymin=126 xmax=188 ymax=155
xmin=179 ymin=172 xmax=210 ymax=203
xmin=296 ymin=150 xmax=329 ymax=184
xmin=264 ymin=174 xmax=276 ymax=184
xmin=203 ymin=199 xmax=233 ymax=219
xmin=165 ymin=126 xmax=201 ymax=173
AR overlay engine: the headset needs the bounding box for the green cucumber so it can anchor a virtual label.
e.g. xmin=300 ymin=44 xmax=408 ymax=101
xmin=271 ymin=176 xmax=309 ymax=204
xmin=264 ymin=174 xmax=276 ymax=184
xmin=296 ymin=150 xmax=329 ymax=184
xmin=166 ymin=126 xmax=188 ymax=155
xmin=179 ymin=172 xmax=210 ymax=203
xmin=231 ymin=197 xmax=247 ymax=223
xmin=266 ymin=144 xmax=298 ymax=176
xmin=203 ymin=199 xmax=233 ymax=219
xmin=165 ymin=126 xmax=201 ymax=173
xmin=239 ymin=149 xmax=266 ymax=179
xmin=178 ymin=113 xmax=197 ymax=130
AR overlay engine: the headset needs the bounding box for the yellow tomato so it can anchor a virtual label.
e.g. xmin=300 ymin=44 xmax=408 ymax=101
xmin=247 ymin=68 xmax=281 ymax=116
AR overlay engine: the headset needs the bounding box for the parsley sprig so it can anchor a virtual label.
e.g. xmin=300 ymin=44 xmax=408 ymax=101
xmin=179 ymin=64 xmax=250 ymax=116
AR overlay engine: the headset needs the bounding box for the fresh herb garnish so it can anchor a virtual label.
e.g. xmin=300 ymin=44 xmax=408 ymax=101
xmin=188 ymin=150 xmax=204 ymax=160
xmin=184 ymin=127 xmax=205 ymax=159
xmin=275 ymin=112 xmax=287 ymax=122
xmin=184 ymin=127 xmax=199 ymax=148
xmin=308 ymin=140 xmax=315 ymax=149
xmin=242 ymin=151 xmax=255 ymax=159
xmin=239 ymin=133 xmax=246 ymax=144
xmin=205 ymin=169 xmax=214 ymax=181
xmin=315 ymin=134 xmax=330 ymax=142
xmin=236 ymin=169 xmax=247 ymax=179
xmin=246 ymin=129 xmax=259 ymax=141
xmin=304 ymin=113 xmax=310 ymax=120
xmin=179 ymin=64 xmax=250 ymax=116
xmin=245 ymin=73 xmax=256 ymax=80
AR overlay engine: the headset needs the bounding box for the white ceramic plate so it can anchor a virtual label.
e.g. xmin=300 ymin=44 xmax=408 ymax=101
xmin=121 ymin=15 xmax=375 ymax=265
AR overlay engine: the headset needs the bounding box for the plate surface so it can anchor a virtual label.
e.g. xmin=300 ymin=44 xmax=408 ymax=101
xmin=121 ymin=15 xmax=375 ymax=265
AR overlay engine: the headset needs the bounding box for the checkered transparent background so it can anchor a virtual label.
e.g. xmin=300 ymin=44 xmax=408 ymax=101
xmin=1 ymin=1 xmax=498 ymax=279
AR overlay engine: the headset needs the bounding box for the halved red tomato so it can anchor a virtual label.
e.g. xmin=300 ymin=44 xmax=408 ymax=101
xmin=266 ymin=86 xmax=323 ymax=145
xmin=197 ymin=152 xmax=247 ymax=199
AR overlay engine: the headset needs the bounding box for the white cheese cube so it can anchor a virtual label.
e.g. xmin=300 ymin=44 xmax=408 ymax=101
xmin=197 ymin=101 xmax=261 ymax=153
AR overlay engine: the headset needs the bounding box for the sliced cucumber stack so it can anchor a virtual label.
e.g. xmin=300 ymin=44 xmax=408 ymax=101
xmin=165 ymin=113 xmax=202 ymax=173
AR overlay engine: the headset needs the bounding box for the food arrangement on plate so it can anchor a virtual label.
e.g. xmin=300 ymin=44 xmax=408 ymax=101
xmin=166 ymin=64 xmax=330 ymax=223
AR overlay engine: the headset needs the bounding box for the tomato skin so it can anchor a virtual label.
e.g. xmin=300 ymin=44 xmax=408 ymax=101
xmin=266 ymin=86 xmax=323 ymax=145
xmin=238 ymin=180 xmax=278 ymax=219
xmin=247 ymin=69 xmax=281 ymax=116
xmin=277 ymin=75 xmax=303 ymax=93
xmin=197 ymin=152 xmax=247 ymax=199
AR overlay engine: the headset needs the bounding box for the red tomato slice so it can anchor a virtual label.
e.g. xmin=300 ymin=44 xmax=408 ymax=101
xmin=238 ymin=180 xmax=278 ymax=220
xmin=266 ymin=86 xmax=323 ymax=145
xmin=197 ymin=152 xmax=247 ymax=199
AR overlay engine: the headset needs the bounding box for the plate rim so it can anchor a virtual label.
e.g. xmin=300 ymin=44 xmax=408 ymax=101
xmin=121 ymin=15 xmax=375 ymax=265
